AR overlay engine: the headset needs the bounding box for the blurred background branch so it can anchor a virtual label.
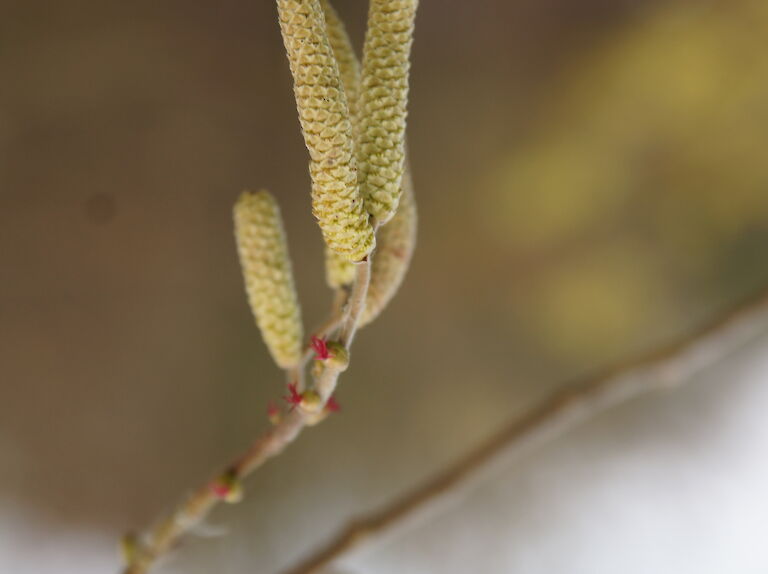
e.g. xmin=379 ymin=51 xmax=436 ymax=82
xmin=282 ymin=284 xmax=768 ymax=574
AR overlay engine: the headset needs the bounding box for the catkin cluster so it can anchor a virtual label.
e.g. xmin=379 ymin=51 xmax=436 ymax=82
xmin=235 ymin=0 xmax=417 ymax=369
xmin=321 ymin=0 xmax=418 ymax=324
xmin=357 ymin=0 xmax=418 ymax=224
xmin=276 ymin=0 xmax=375 ymax=263
xmin=325 ymin=158 xmax=418 ymax=324
xmin=234 ymin=191 xmax=303 ymax=369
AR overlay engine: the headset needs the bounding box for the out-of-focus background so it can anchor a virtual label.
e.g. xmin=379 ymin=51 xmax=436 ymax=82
xmin=2 ymin=0 xmax=768 ymax=572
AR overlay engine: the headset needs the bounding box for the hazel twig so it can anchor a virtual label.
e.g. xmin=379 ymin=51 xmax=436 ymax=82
xmin=120 ymin=1 xmax=418 ymax=571
xmin=121 ymin=260 xmax=372 ymax=574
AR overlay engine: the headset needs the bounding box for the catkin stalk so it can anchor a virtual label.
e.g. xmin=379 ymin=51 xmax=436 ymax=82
xmin=357 ymin=0 xmax=418 ymax=224
xmin=234 ymin=191 xmax=303 ymax=369
xmin=276 ymin=0 xmax=375 ymax=263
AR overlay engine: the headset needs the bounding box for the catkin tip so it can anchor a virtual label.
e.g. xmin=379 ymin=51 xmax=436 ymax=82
xmin=325 ymin=245 xmax=356 ymax=289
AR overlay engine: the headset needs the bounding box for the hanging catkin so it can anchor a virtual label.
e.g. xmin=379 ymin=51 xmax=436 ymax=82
xmin=234 ymin=190 xmax=303 ymax=369
xmin=276 ymin=0 xmax=375 ymax=263
xmin=357 ymin=0 xmax=418 ymax=224
xmin=320 ymin=0 xmax=363 ymax=288
xmin=359 ymin=162 xmax=417 ymax=326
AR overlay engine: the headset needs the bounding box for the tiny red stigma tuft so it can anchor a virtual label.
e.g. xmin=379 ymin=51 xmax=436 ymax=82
xmin=325 ymin=395 xmax=341 ymax=413
xmin=211 ymin=482 xmax=231 ymax=499
xmin=283 ymin=382 xmax=303 ymax=410
xmin=267 ymin=401 xmax=282 ymax=424
xmin=311 ymin=335 xmax=332 ymax=360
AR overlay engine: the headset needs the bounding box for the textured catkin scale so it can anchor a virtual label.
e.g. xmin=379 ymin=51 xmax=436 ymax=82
xmin=321 ymin=0 xmax=361 ymax=287
xmin=358 ymin=0 xmax=418 ymax=225
xmin=234 ymin=191 xmax=304 ymax=369
xmin=321 ymin=0 xmax=360 ymax=123
xmin=276 ymin=0 xmax=375 ymax=263
xmin=359 ymin=163 xmax=417 ymax=327
xmin=325 ymin=245 xmax=356 ymax=288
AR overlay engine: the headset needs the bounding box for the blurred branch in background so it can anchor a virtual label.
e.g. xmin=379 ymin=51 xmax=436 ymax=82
xmin=282 ymin=285 xmax=768 ymax=574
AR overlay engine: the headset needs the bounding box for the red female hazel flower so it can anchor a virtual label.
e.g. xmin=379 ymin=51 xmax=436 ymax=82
xmin=311 ymin=335 xmax=332 ymax=360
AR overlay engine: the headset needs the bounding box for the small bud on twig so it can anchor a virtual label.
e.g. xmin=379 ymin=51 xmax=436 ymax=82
xmin=299 ymin=389 xmax=323 ymax=413
xmin=211 ymin=470 xmax=243 ymax=504
xmin=312 ymin=336 xmax=350 ymax=371
xmin=325 ymin=341 xmax=350 ymax=371
xmin=267 ymin=402 xmax=282 ymax=425
xmin=305 ymin=394 xmax=341 ymax=426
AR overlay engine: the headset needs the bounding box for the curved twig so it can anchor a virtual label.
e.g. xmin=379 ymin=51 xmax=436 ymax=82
xmin=281 ymin=286 xmax=768 ymax=574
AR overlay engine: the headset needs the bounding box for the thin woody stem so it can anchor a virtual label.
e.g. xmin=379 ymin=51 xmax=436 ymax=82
xmin=280 ymin=285 xmax=768 ymax=574
xmin=340 ymin=259 xmax=371 ymax=346
xmin=121 ymin=414 xmax=307 ymax=574
xmin=315 ymin=259 xmax=371 ymax=402
xmin=296 ymin=291 xmax=348 ymax=391
xmin=121 ymin=259 xmax=373 ymax=574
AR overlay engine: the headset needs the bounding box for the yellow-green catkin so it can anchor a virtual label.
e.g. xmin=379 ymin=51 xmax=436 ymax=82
xmin=234 ymin=191 xmax=303 ymax=369
xmin=321 ymin=0 xmax=360 ymax=123
xmin=357 ymin=0 xmax=418 ymax=225
xmin=320 ymin=0 xmax=361 ymax=287
xmin=276 ymin=0 xmax=375 ymax=262
xmin=325 ymin=245 xmax=356 ymax=288
xmin=359 ymin=162 xmax=417 ymax=327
